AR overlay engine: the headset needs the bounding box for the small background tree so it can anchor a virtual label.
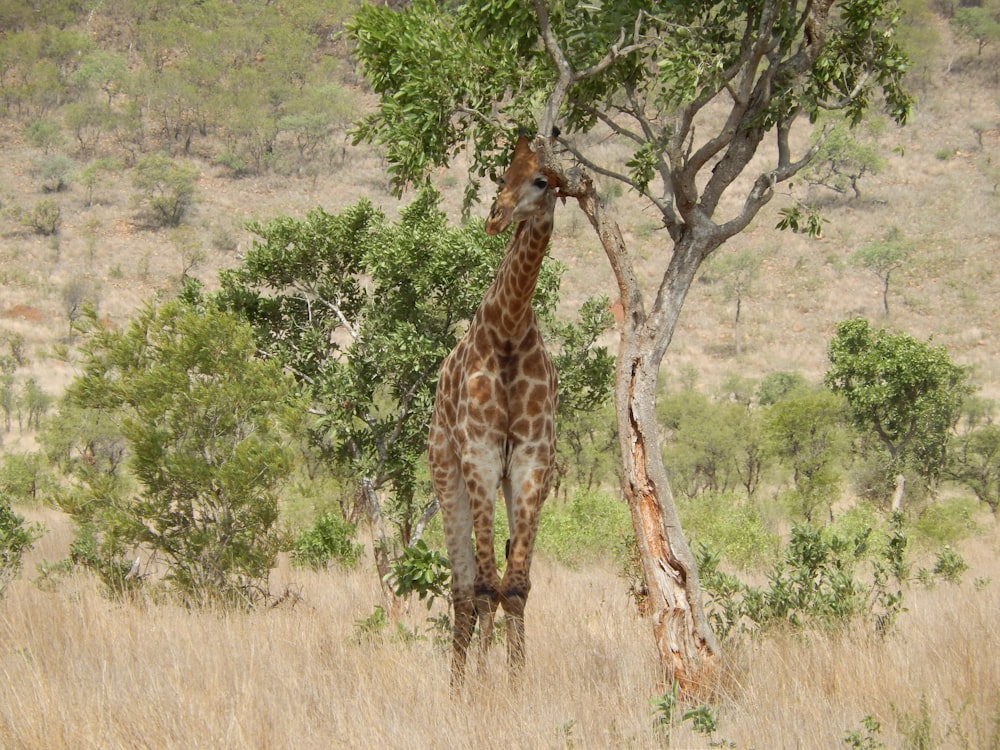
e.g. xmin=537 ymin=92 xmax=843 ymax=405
xmin=851 ymin=228 xmax=912 ymax=318
xmin=59 ymin=295 xmax=295 ymax=606
xmin=804 ymin=117 xmax=888 ymax=199
xmin=130 ymin=153 xmax=199 ymax=228
xmin=825 ymin=318 xmax=973 ymax=505
xmin=703 ymin=249 xmax=762 ymax=355
xmin=763 ymin=387 xmax=852 ymax=521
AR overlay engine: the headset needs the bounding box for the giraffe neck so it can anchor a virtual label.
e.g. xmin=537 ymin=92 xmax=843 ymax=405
xmin=476 ymin=209 xmax=554 ymax=342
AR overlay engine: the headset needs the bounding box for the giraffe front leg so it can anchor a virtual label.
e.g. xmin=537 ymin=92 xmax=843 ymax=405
xmin=500 ymin=464 xmax=550 ymax=674
xmin=473 ymin=576 xmax=500 ymax=667
xmin=471 ymin=523 xmax=501 ymax=670
xmin=451 ymin=591 xmax=477 ymax=687
xmin=500 ymin=572 xmax=530 ymax=672
xmin=500 ymin=506 xmax=540 ymax=674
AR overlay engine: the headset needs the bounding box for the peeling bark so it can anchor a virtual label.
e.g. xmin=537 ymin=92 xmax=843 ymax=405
xmin=551 ymin=159 xmax=718 ymax=691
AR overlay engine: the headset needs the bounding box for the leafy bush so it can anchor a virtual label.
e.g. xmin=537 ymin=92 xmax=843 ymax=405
xmin=130 ymin=153 xmax=199 ymax=227
xmin=537 ymin=488 xmax=631 ymax=566
xmin=213 ymin=150 xmax=249 ymax=177
xmin=290 ymin=511 xmax=362 ymax=570
xmin=385 ymin=539 xmax=450 ymax=605
xmin=60 ymin=300 xmax=295 ymax=607
xmin=0 ymin=498 xmax=41 ymax=597
xmin=926 ymin=545 xmax=968 ymax=584
xmin=659 ymin=390 xmax=764 ymax=498
xmin=0 ymin=452 xmax=54 ymax=505
xmin=844 ymin=715 xmax=885 ymax=750
xmin=909 ymin=496 xmax=980 ymax=549
xmin=25 ymin=199 xmax=61 ymax=235
xmin=677 ymin=491 xmax=778 ymax=571
xmin=757 ymin=371 xmax=810 ymax=405
xmin=37 ymin=155 xmax=74 ymax=192
xmin=699 ymin=516 xmax=909 ymax=639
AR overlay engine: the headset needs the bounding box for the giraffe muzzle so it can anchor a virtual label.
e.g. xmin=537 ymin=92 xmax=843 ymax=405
xmin=485 ymin=202 xmax=511 ymax=236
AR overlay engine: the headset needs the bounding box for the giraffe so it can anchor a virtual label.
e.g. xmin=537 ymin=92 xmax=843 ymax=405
xmin=427 ymin=132 xmax=561 ymax=684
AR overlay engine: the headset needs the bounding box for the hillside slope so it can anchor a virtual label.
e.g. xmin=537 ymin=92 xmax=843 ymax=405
xmin=0 ymin=11 xmax=998 ymax=445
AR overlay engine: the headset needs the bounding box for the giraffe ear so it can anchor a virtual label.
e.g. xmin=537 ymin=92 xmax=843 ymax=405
xmin=513 ymin=133 xmax=534 ymax=157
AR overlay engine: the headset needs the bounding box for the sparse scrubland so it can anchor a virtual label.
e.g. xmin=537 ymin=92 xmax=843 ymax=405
xmin=2 ymin=1 xmax=1000 ymax=748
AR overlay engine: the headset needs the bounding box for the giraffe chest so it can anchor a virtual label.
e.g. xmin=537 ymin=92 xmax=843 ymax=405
xmin=438 ymin=332 xmax=557 ymax=448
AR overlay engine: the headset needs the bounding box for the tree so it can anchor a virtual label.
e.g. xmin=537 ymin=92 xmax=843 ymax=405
xmin=951 ymin=2 xmax=1000 ymax=55
xmin=350 ymin=0 xmax=911 ymax=688
xmin=658 ymin=390 xmax=764 ymax=499
xmin=851 ymin=227 xmax=912 ymax=318
xmin=804 ymin=116 xmax=888 ymax=199
xmin=947 ymin=423 xmax=1000 ymax=513
xmin=217 ymin=188 xmax=611 ymax=587
xmin=61 ymin=297 xmax=295 ymax=606
xmin=763 ymin=388 xmax=851 ymax=521
xmin=0 ymin=452 xmax=55 ymax=504
xmin=704 ymin=249 xmax=761 ymax=355
xmin=825 ymin=318 xmax=972 ymax=501
xmin=130 ymin=153 xmax=199 ymax=228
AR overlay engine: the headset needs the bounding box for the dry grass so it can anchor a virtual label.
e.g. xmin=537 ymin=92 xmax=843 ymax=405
xmin=2 ymin=509 xmax=999 ymax=749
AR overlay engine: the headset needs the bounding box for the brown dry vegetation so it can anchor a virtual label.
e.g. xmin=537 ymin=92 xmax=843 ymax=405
xmin=2 ymin=9 xmax=1000 ymax=750
xmin=2 ymin=509 xmax=999 ymax=749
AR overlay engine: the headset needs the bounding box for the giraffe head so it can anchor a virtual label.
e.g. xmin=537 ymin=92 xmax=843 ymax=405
xmin=485 ymin=134 xmax=560 ymax=236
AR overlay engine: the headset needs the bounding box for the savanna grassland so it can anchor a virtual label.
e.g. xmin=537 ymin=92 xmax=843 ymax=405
xmin=2 ymin=1 xmax=1000 ymax=749
xmin=3 ymin=507 xmax=999 ymax=749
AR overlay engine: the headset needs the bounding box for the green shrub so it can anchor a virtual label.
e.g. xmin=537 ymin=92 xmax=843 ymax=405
xmin=213 ymin=150 xmax=249 ymax=177
xmin=537 ymin=488 xmax=631 ymax=566
xmin=290 ymin=511 xmax=362 ymax=570
xmin=130 ymin=153 xmax=199 ymax=227
xmin=757 ymin=371 xmax=810 ymax=405
xmin=38 ymin=155 xmax=74 ymax=192
xmin=0 ymin=453 xmax=54 ymax=505
xmin=909 ymin=496 xmax=980 ymax=549
xmin=26 ymin=199 xmax=61 ymax=235
xmin=60 ymin=301 xmax=294 ymax=608
xmin=385 ymin=539 xmax=450 ymax=605
xmin=0 ymin=498 xmax=41 ymax=597
xmin=699 ymin=517 xmax=908 ymax=639
xmin=677 ymin=491 xmax=778 ymax=571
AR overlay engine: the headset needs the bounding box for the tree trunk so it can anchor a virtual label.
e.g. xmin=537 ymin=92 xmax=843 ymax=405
xmin=734 ymin=295 xmax=742 ymax=355
xmin=359 ymin=476 xmax=392 ymax=593
xmin=890 ymin=473 xmax=905 ymax=512
xmin=570 ymin=169 xmax=719 ymax=693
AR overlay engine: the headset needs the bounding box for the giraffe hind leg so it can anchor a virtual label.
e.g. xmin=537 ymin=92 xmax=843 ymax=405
xmin=500 ymin=578 xmax=528 ymax=672
xmin=451 ymin=592 xmax=477 ymax=687
xmin=473 ymin=583 xmax=499 ymax=670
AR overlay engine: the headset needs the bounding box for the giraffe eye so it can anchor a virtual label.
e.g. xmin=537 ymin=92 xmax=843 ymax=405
xmin=533 ymin=177 xmax=548 ymax=190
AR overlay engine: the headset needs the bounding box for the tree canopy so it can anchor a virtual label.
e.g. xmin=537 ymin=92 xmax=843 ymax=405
xmin=825 ymin=318 xmax=973 ymax=493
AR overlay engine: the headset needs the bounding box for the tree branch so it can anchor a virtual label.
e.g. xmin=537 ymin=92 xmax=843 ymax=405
xmin=533 ymin=0 xmax=650 ymax=138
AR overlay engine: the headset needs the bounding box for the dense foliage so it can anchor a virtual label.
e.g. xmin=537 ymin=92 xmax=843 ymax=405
xmin=827 ymin=318 xmax=974 ymax=492
xmin=217 ymin=187 xmax=613 ymax=580
xmin=55 ymin=298 xmax=296 ymax=606
xmin=0 ymin=499 xmax=40 ymax=597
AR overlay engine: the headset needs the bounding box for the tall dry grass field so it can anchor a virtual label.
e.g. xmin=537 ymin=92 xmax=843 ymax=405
xmin=2 ymin=509 xmax=999 ymax=749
